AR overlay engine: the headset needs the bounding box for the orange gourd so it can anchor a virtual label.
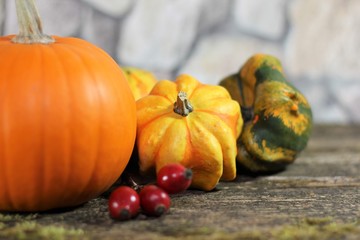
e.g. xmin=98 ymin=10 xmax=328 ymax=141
xmin=136 ymin=74 xmax=243 ymax=191
xmin=0 ymin=0 xmax=136 ymax=211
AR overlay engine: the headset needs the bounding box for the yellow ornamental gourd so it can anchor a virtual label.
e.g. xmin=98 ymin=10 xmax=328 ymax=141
xmin=122 ymin=67 xmax=157 ymax=100
xmin=136 ymin=74 xmax=243 ymax=191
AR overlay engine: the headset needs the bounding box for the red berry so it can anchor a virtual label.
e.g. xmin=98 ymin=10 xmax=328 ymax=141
xmin=157 ymin=163 xmax=193 ymax=194
xmin=108 ymin=186 xmax=140 ymax=220
xmin=139 ymin=185 xmax=171 ymax=217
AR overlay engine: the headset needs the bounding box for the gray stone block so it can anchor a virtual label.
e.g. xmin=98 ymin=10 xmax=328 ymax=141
xmin=117 ymin=0 xmax=205 ymax=72
xmin=81 ymin=0 xmax=133 ymax=18
xmin=285 ymin=0 xmax=360 ymax=81
xmin=0 ymin=0 xmax=5 ymax=34
xmin=80 ymin=4 xmax=120 ymax=56
xmin=198 ymin=0 xmax=232 ymax=34
xmin=179 ymin=33 xmax=283 ymax=85
xmin=233 ymin=0 xmax=287 ymax=40
xmin=330 ymin=80 xmax=360 ymax=123
xmin=4 ymin=0 xmax=81 ymax=36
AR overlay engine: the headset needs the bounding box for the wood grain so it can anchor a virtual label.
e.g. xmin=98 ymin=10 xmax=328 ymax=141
xmin=0 ymin=125 xmax=359 ymax=240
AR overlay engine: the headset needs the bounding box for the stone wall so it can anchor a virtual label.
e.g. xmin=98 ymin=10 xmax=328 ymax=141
xmin=1 ymin=0 xmax=359 ymax=124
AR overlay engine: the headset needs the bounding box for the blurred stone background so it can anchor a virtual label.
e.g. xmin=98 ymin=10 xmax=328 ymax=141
xmin=1 ymin=0 xmax=359 ymax=124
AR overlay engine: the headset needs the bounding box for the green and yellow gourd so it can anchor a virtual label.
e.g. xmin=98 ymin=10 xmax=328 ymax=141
xmin=220 ymin=54 xmax=312 ymax=172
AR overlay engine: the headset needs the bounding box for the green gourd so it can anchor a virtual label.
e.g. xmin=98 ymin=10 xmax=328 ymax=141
xmin=220 ymin=54 xmax=312 ymax=172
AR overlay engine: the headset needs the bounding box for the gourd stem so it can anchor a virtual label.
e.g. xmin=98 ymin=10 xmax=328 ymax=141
xmin=12 ymin=0 xmax=54 ymax=44
xmin=173 ymin=91 xmax=193 ymax=117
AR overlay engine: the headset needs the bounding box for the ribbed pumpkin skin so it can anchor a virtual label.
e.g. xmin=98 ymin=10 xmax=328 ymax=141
xmin=122 ymin=67 xmax=157 ymax=101
xmin=0 ymin=35 xmax=137 ymax=211
xmin=136 ymin=74 xmax=242 ymax=191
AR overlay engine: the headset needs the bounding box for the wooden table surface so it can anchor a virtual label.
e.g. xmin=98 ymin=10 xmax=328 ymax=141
xmin=1 ymin=125 xmax=359 ymax=240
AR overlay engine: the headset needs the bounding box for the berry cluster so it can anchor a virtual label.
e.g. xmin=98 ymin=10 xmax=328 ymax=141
xmin=108 ymin=163 xmax=192 ymax=221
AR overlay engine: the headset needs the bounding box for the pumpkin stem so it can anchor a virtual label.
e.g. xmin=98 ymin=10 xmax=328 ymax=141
xmin=173 ymin=91 xmax=193 ymax=117
xmin=12 ymin=0 xmax=55 ymax=44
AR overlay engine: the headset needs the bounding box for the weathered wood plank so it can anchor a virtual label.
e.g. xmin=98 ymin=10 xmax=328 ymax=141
xmin=1 ymin=125 xmax=360 ymax=240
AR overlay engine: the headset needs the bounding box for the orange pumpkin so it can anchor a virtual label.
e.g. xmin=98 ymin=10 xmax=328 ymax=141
xmin=136 ymin=74 xmax=243 ymax=191
xmin=0 ymin=0 xmax=136 ymax=211
xmin=122 ymin=67 xmax=157 ymax=100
